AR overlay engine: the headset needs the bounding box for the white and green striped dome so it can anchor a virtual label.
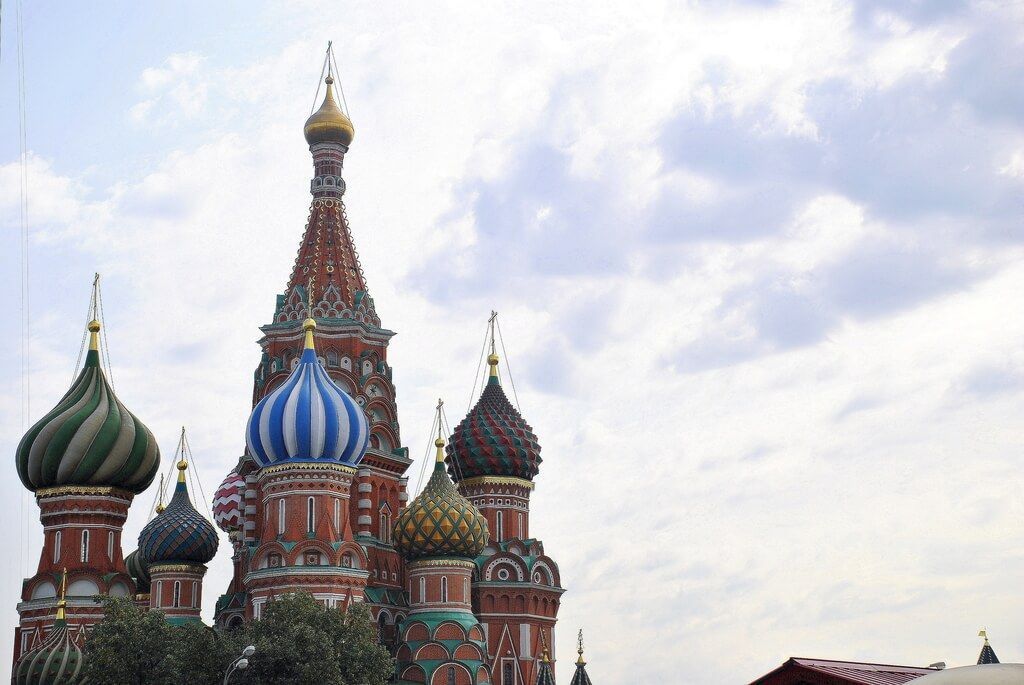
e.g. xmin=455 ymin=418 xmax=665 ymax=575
xmin=15 ymin=321 xmax=160 ymax=494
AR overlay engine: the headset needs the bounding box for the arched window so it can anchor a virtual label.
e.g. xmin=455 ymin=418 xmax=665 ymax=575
xmin=447 ymin=666 xmax=456 ymax=685
xmin=327 ymin=350 xmax=339 ymax=367
xmin=278 ymin=499 xmax=286 ymax=535
xmin=502 ymin=661 xmax=514 ymax=685
xmin=307 ymin=497 xmax=315 ymax=534
xmin=378 ymin=612 xmax=387 ymax=639
xmin=156 ymin=581 xmax=163 ymax=608
xmin=172 ymin=581 xmax=181 ymax=608
xmin=108 ymin=531 xmax=115 ymax=560
xmin=191 ymin=581 xmax=198 ymax=608
xmin=495 ymin=511 xmax=504 ymax=543
xmin=440 ymin=576 xmax=448 ymax=603
xmin=342 ymin=552 xmax=353 ymax=568
xmin=53 ymin=531 xmax=61 ymax=563
xmin=80 ymin=530 xmax=90 ymax=562
xmin=464 ymin=578 xmax=469 ymax=602
xmin=419 ymin=576 xmax=426 ymax=603
xmin=334 ymin=498 xmax=340 ymax=533
xmin=517 ymin=512 xmax=524 ymax=538
xmin=379 ymin=511 xmax=390 ymax=543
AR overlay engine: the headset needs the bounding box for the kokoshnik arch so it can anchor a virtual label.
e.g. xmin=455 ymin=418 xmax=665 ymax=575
xmin=12 ymin=58 xmax=596 ymax=685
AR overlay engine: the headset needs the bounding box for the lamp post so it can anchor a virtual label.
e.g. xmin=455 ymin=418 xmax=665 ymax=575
xmin=224 ymin=645 xmax=256 ymax=684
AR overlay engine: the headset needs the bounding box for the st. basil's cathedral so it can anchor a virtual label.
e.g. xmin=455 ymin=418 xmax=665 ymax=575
xmin=10 ymin=62 xmax=596 ymax=685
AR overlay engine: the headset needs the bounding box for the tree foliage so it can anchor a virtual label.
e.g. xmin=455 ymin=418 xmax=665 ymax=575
xmin=82 ymin=594 xmax=393 ymax=685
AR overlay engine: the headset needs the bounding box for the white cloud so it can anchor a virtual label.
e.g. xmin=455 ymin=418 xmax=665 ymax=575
xmin=3 ymin=2 xmax=1024 ymax=682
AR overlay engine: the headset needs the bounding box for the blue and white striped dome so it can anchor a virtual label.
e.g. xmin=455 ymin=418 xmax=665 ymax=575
xmin=246 ymin=318 xmax=368 ymax=468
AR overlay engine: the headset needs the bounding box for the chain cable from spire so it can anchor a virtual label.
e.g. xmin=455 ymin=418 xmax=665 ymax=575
xmin=310 ymin=42 xmax=331 ymax=115
xmin=466 ymin=314 xmax=491 ymax=412
xmin=414 ymin=400 xmax=443 ymax=494
xmin=439 ymin=402 xmax=464 ymax=484
xmin=494 ymin=316 xmax=522 ymax=412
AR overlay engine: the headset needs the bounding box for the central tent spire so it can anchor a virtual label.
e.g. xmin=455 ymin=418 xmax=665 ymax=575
xmin=280 ymin=44 xmax=371 ymax=319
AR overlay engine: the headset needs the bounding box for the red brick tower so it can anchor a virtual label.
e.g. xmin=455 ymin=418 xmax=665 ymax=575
xmin=12 ymin=319 xmax=160 ymax=664
xmin=214 ymin=63 xmax=410 ymax=631
xmin=447 ymin=340 xmax=564 ymax=685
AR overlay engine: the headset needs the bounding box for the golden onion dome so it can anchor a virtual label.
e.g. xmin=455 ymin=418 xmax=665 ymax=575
xmin=303 ymin=76 xmax=354 ymax=147
xmin=393 ymin=437 xmax=489 ymax=561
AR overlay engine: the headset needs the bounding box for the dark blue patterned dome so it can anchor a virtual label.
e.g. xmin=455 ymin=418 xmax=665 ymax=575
xmin=138 ymin=460 xmax=219 ymax=566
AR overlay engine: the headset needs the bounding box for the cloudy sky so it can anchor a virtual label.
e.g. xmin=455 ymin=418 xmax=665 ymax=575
xmin=2 ymin=1 xmax=1023 ymax=682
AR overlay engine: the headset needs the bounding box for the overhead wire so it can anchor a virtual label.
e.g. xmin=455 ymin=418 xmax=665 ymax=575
xmin=16 ymin=0 xmax=31 ymax=581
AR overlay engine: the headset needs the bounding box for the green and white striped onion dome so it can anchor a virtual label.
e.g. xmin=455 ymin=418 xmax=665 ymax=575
xmin=14 ymin=592 xmax=85 ymax=684
xmin=16 ymin=320 xmax=160 ymax=493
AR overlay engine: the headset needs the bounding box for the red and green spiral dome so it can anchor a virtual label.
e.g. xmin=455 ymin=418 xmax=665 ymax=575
xmin=446 ymin=353 xmax=542 ymax=482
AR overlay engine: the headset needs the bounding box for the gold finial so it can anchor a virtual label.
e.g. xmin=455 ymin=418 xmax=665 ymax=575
xmin=979 ymin=628 xmax=989 ymax=645
xmin=88 ymin=320 xmax=101 ymax=351
xmin=177 ymin=458 xmax=188 ymax=483
xmin=56 ymin=568 xmax=68 ymax=621
xmin=303 ymin=317 xmax=317 ymax=350
xmin=486 ymin=311 xmax=500 ymax=379
xmin=156 ymin=474 xmax=166 ymax=513
xmin=487 ymin=353 xmax=500 ymax=378
xmin=577 ymin=628 xmax=586 ymax=665
xmin=434 ymin=399 xmax=446 ymax=463
xmin=540 ymin=629 xmax=550 ymax=663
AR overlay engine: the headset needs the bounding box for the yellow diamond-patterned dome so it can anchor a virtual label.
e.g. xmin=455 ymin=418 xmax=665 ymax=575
xmin=394 ymin=438 xmax=488 ymax=560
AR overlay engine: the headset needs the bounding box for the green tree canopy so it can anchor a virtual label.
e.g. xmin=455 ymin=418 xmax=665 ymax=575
xmin=82 ymin=594 xmax=393 ymax=685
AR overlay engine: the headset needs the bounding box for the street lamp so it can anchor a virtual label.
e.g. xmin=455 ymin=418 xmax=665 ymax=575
xmin=224 ymin=645 xmax=256 ymax=684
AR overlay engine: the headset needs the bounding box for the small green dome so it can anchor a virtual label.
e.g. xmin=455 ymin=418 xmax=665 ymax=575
xmin=14 ymin=599 xmax=84 ymax=685
xmin=15 ymin=321 xmax=160 ymax=494
xmin=394 ymin=438 xmax=488 ymax=560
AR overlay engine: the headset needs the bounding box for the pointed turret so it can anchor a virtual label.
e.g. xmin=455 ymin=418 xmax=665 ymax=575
xmin=535 ymin=631 xmax=556 ymax=685
xmin=977 ymin=629 xmax=1000 ymax=665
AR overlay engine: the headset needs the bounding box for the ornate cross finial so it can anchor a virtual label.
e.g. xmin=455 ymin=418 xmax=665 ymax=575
xmin=979 ymin=628 xmax=989 ymax=644
xmin=434 ymin=399 xmax=446 ymax=463
xmin=488 ymin=310 xmax=498 ymax=356
xmin=577 ymin=628 xmax=586 ymax=665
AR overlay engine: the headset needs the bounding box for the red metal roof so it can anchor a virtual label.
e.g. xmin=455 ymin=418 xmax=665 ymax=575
xmin=751 ymin=657 xmax=940 ymax=685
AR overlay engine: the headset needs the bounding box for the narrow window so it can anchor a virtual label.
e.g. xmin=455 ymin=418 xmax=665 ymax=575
xmin=495 ymin=511 xmax=504 ymax=542
xmin=80 ymin=530 xmax=90 ymax=563
xmin=419 ymin=576 xmax=426 ymax=603
xmin=264 ymin=502 xmax=269 ymax=525
xmin=278 ymin=499 xmax=286 ymax=535
xmin=173 ymin=581 xmax=181 ymax=608
xmin=464 ymin=578 xmax=469 ymax=602
xmin=107 ymin=531 xmax=115 ymax=560
xmin=156 ymin=581 xmax=163 ymax=608
xmin=440 ymin=576 xmax=448 ymax=603
xmin=502 ymin=661 xmax=513 ymax=685
xmin=191 ymin=581 xmax=198 ymax=608
xmin=379 ymin=512 xmax=390 ymax=543
xmin=333 ymin=498 xmax=340 ymax=533
xmin=518 ymin=513 xmax=524 ymax=538
xmin=307 ymin=497 xmax=315 ymax=533
xmin=447 ymin=666 xmax=456 ymax=685
xmin=53 ymin=531 xmax=61 ymax=563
